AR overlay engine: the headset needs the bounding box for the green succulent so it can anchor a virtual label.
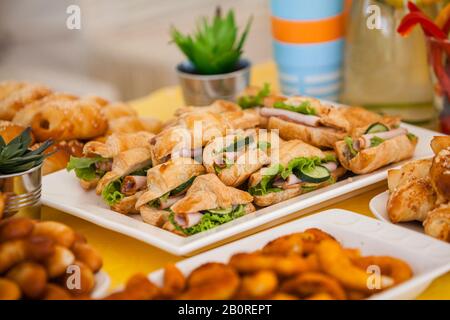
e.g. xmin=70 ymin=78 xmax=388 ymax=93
xmin=171 ymin=7 xmax=253 ymax=75
xmin=0 ymin=128 xmax=53 ymax=175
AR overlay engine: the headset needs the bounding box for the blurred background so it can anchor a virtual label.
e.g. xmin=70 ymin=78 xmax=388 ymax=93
xmin=2 ymin=0 xmax=450 ymax=130
xmin=0 ymin=0 xmax=271 ymax=100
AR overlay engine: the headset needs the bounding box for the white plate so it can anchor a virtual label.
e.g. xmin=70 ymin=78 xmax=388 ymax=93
xmin=42 ymin=123 xmax=440 ymax=255
xmin=91 ymin=270 xmax=111 ymax=299
xmin=147 ymin=209 xmax=450 ymax=300
xmin=370 ymin=191 xmax=425 ymax=234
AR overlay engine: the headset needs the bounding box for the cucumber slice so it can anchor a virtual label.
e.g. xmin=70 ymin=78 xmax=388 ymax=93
xmin=365 ymin=123 xmax=389 ymax=134
xmin=299 ymin=165 xmax=330 ymax=183
xmin=207 ymin=207 xmax=233 ymax=215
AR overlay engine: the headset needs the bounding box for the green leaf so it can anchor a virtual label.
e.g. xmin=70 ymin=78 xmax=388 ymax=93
xmin=344 ymin=137 xmax=358 ymax=157
xmin=222 ymin=135 xmax=254 ymax=153
xmin=169 ymin=204 xmax=246 ymax=236
xmin=101 ymin=180 xmax=124 ymax=206
xmin=66 ymin=156 xmax=106 ymax=181
xmin=370 ymin=136 xmax=385 ymax=147
xmin=273 ymin=100 xmax=317 ymax=115
xmin=407 ymin=133 xmax=417 ymax=142
xmin=171 ymin=176 xmax=196 ymax=195
xmin=281 ymin=157 xmax=322 ymax=180
xmin=0 ymin=128 xmax=53 ymax=174
xmin=323 ymin=154 xmax=337 ymax=163
xmin=257 ymin=141 xmax=271 ymax=151
xmin=238 ymin=83 xmax=271 ymax=109
xmin=248 ymin=164 xmax=284 ymax=196
xmin=170 ymin=8 xmax=252 ymax=74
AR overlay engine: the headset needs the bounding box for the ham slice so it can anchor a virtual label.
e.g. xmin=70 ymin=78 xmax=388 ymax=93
xmin=174 ymin=212 xmax=203 ymax=228
xmin=121 ymin=175 xmax=147 ymax=196
xmin=273 ymin=174 xmax=302 ymax=189
xmin=359 ymin=128 xmax=408 ymax=149
xmin=260 ymin=107 xmax=321 ymax=127
xmin=285 ymin=174 xmax=302 ymax=185
xmin=159 ymin=194 xmax=185 ymax=209
xmin=176 ymin=147 xmax=203 ymax=159
xmin=322 ymin=162 xmax=338 ymax=172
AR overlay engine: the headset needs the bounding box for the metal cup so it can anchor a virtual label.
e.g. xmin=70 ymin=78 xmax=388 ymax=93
xmin=0 ymin=164 xmax=42 ymax=219
xmin=177 ymin=59 xmax=251 ymax=106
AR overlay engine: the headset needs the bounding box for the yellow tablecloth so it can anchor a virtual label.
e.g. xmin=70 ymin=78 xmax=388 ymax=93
xmin=43 ymin=61 xmax=450 ymax=299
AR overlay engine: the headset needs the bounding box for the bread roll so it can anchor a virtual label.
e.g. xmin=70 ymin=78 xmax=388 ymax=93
xmin=12 ymin=93 xmax=77 ymax=127
xmin=31 ymin=99 xmax=108 ymax=141
xmin=0 ymin=81 xmax=51 ymax=120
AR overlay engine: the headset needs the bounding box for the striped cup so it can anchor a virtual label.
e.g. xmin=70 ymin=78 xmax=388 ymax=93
xmin=271 ymin=0 xmax=346 ymax=100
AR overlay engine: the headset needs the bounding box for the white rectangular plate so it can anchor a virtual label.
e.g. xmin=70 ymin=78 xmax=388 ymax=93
xmin=43 ymin=124 xmax=441 ymax=255
xmin=147 ymin=209 xmax=450 ymax=300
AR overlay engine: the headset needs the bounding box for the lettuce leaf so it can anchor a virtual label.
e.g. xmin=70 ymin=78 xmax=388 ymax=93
xmin=237 ymin=83 xmax=271 ymax=109
xmin=169 ymin=205 xmax=246 ymax=236
xmin=248 ymin=164 xmax=283 ymax=196
xmin=222 ymin=135 xmax=254 ymax=153
xmin=370 ymin=136 xmax=385 ymax=147
xmin=249 ymin=156 xmax=336 ymax=196
xmin=101 ymin=179 xmax=124 ymax=206
xmin=281 ymin=157 xmax=322 ymax=180
xmin=407 ymin=133 xmax=417 ymax=142
xmin=130 ymin=164 xmax=152 ymax=177
xmin=66 ymin=156 xmax=106 ymax=181
xmin=148 ymin=192 xmax=170 ymax=208
xmin=273 ymin=100 xmax=316 ymax=115
xmin=257 ymin=141 xmax=271 ymax=152
xmin=322 ymin=153 xmax=337 ymax=163
xmin=344 ymin=137 xmax=358 ymax=157
xmin=171 ymin=176 xmax=195 ymax=195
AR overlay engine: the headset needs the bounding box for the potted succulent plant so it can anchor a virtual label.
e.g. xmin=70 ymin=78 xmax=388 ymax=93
xmin=171 ymin=7 xmax=253 ymax=106
xmin=0 ymin=128 xmax=53 ymax=218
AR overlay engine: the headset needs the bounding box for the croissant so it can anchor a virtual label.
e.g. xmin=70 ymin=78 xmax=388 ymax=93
xmin=83 ymin=131 xmax=153 ymax=158
xmin=95 ymin=147 xmax=152 ymax=195
xmin=108 ymin=116 xmax=162 ymax=135
xmin=430 ymin=146 xmax=450 ymax=204
xmin=12 ymin=93 xmax=78 ymax=127
xmin=101 ymin=102 xmax=138 ymax=121
xmin=387 ymin=177 xmax=437 ymax=223
xmin=423 ymin=205 xmax=450 ymax=242
xmin=31 ymin=99 xmax=108 ymax=141
xmin=0 ymin=81 xmax=51 ymax=121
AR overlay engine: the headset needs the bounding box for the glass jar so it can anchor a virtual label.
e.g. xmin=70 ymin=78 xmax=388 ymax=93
xmin=341 ymin=0 xmax=440 ymax=127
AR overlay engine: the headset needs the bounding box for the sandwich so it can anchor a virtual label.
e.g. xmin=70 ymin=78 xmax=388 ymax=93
xmin=248 ymin=140 xmax=346 ymax=207
xmin=149 ymin=110 xmax=230 ymax=165
xmin=263 ymin=96 xmax=349 ymax=148
xmin=95 ymin=147 xmax=153 ymax=214
xmin=334 ymin=122 xmax=418 ymax=174
xmin=67 ymin=132 xmax=154 ymax=190
xmin=135 ymin=157 xmax=205 ymax=227
xmin=202 ymin=129 xmax=278 ymax=187
xmin=166 ymin=174 xmax=255 ymax=236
